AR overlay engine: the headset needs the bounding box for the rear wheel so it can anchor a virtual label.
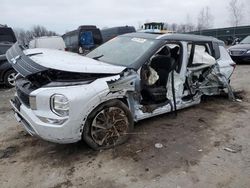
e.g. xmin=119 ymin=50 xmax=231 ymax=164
xmin=4 ymin=69 xmax=16 ymax=88
xmin=82 ymin=100 xmax=134 ymax=150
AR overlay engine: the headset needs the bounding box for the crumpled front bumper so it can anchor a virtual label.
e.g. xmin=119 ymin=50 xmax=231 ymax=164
xmin=10 ymin=97 xmax=82 ymax=144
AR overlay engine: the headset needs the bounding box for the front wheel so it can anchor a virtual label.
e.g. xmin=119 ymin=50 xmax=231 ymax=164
xmin=82 ymin=100 xmax=134 ymax=150
xmin=4 ymin=69 xmax=16 ymax=88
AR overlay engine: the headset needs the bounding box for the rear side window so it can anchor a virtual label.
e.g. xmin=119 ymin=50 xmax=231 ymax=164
xmin=187 ymin=42 xmax=216 ymax=67
xmin=91 ymin=30 xmax=103 ymax=44
xmin=212 ymin=43 xmax=221 ymax=59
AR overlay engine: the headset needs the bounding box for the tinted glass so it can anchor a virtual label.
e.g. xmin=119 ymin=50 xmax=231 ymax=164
xmin=86 ymin=36 xmax=157 ymax=67
xmin=0 ymin=45 xmax=11 ymax=55
xmin=0 ymin=28 xmax=16 ymax=43
xmin=240 ymin=36 xmax=250 ymax=44
xmin=91 ymin=30 xmax=103 ymax=44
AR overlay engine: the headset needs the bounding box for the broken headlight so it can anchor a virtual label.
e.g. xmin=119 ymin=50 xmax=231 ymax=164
xmin=51 ymin=94 xmax=69 ymax=117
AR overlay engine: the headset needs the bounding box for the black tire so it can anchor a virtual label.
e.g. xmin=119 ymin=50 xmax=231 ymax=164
xmin=82 ymin=99 xmax=134 ymax=150
xmin=4 ymin=69 xmax=16 ymax=88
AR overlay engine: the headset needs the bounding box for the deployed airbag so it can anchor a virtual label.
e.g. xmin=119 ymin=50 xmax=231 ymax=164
xmin=189 ymin=45 xmax=216 ymax=66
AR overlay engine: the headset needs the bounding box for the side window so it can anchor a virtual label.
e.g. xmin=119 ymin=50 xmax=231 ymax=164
xmin=166 ymin=44 xmax=182 ymax=73
xmin=187 ymin=42 xmax=216 ymax=67
xmin=148 ymin=43 xmax=182 ymax=73
xmin=213 ymin=43 xmax=221 ymax=59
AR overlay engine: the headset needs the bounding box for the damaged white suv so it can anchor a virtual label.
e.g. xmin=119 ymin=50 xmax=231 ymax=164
xmin=7 ymin=33 xmax=236 ymax=150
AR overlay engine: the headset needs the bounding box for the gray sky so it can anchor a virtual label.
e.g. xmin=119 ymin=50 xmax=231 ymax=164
xmin=1 ymin=0 xmax=249 ymax=34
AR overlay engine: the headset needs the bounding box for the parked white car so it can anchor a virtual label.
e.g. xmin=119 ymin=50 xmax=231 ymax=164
xmin=29 ymin=36 xmax=66 ymax=50
xmin=7 ymin=33 xmax=236 ymax=150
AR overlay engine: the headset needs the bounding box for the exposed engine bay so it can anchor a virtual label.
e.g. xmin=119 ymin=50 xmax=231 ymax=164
xmin=26 ymin=70 xmax=116 ymax=88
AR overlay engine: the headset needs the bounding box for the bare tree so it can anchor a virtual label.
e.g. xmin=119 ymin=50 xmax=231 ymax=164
xmin=14 ymin=29 xmax=26 ymax=45
xmin=170 ymin=23 xmax=178 ymax=32
xmin=197 ymin=6 xmax=213 ymax=31
xmin=137 ymin=21 xmax=143 ymax=30
xmin=14 ymin=25 xmax=58 ymax=46
xmin=185 ymin=14 xmax=195 ymax=32
xmin=247 ymin=0 xmax=250 ymax=19
xmin=228 ymin=0 xmax=244 ymax=27
xmin=163 ymin=22 xmax=169 ymax=30
xmin=31 ymin=25 xmax=57 ymax=37
xmin=228 ymin=0 xmax=244 ymax=26
xmin=177 ymin=24 xmax=187 ymax=33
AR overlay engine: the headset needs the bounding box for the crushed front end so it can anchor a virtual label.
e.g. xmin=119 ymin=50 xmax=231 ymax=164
xmin=6 ymin=43 xmax=123 ymax=143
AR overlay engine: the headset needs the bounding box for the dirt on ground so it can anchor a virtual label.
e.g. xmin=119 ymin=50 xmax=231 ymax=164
xmin=0 ymin=65 xmax=250 ymax=188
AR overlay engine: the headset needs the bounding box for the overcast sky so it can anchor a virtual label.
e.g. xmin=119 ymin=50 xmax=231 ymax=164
xmin=1 ymin=0 xmax=250 ymax=34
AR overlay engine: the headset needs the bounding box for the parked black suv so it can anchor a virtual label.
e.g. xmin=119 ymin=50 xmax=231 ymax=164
xmin=228 ymin=36 xmax=250 ymax=63
xmin=101 ymin=26 xmax=136 ymax=42
xmin=0 ymin=25 xmax=17 ymax=87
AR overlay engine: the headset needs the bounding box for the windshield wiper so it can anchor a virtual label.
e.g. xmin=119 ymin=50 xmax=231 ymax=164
xmin=93 ymin=54 xmax=104 ymax=60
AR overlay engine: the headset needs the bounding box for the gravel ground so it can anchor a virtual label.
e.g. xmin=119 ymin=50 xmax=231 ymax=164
xmin=0 ymin=65 xmax=250 ymax=188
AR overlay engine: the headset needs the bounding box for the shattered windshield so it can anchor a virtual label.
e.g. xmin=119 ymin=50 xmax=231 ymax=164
xmin=240 ymin=36 xmax=250 ymax=44
xmin=86 ymin=36 xmax=157 ymax=67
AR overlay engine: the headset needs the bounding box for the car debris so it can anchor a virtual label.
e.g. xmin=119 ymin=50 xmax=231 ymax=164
xmin=6 ymin=33 xmax=236 ymax=150
xmin=224 ymin=144 xmax=242 ymax=153
xmin=155 ymin=143 xmax=163 ymax=149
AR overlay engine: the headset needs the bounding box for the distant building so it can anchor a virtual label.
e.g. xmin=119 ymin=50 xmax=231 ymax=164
xmin=187 ymin=25 xmax=250 ymax=45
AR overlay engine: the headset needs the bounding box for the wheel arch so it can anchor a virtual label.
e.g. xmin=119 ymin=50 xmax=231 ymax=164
xmin=80 ymin=95 xmax=131 ymax=132
xmin=3 ymin=68 xmax=15 ymax=77
xmin=82 ymin=97 xmax=130 ymax=122
xmin=81 ymin=97 xmax=134 ymax=150
xmin=3 ymin=68 xmax=16 ymax=87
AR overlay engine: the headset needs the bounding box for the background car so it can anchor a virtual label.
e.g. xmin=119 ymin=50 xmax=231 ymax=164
xmin=101 ymin=26 xmax=136 ymax=42
xmin=228 ymin=35 xmax=250 ymax=63
xmin=29 ymin=36 xmax=66 ymax=50
xmin=0 ymin=25 xmax=17 ymax=87
xmin=62 ymin=25 xmax=103 ymax=53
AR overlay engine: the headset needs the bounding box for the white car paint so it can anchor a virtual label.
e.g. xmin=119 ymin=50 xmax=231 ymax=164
xmin=24 ymin=48 xmax=126 ymax=74
xmin=217 ymin=46 xmax=235 ymax=79
xmin=29 ymin=36 xmax=66 ymax=51
xmin=11 ymin=74 xmax=120 ymax=143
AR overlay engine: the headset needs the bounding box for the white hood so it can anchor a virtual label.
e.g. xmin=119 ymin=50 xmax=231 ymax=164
xmin=23 ymin=48 xmax=126 ymax=74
